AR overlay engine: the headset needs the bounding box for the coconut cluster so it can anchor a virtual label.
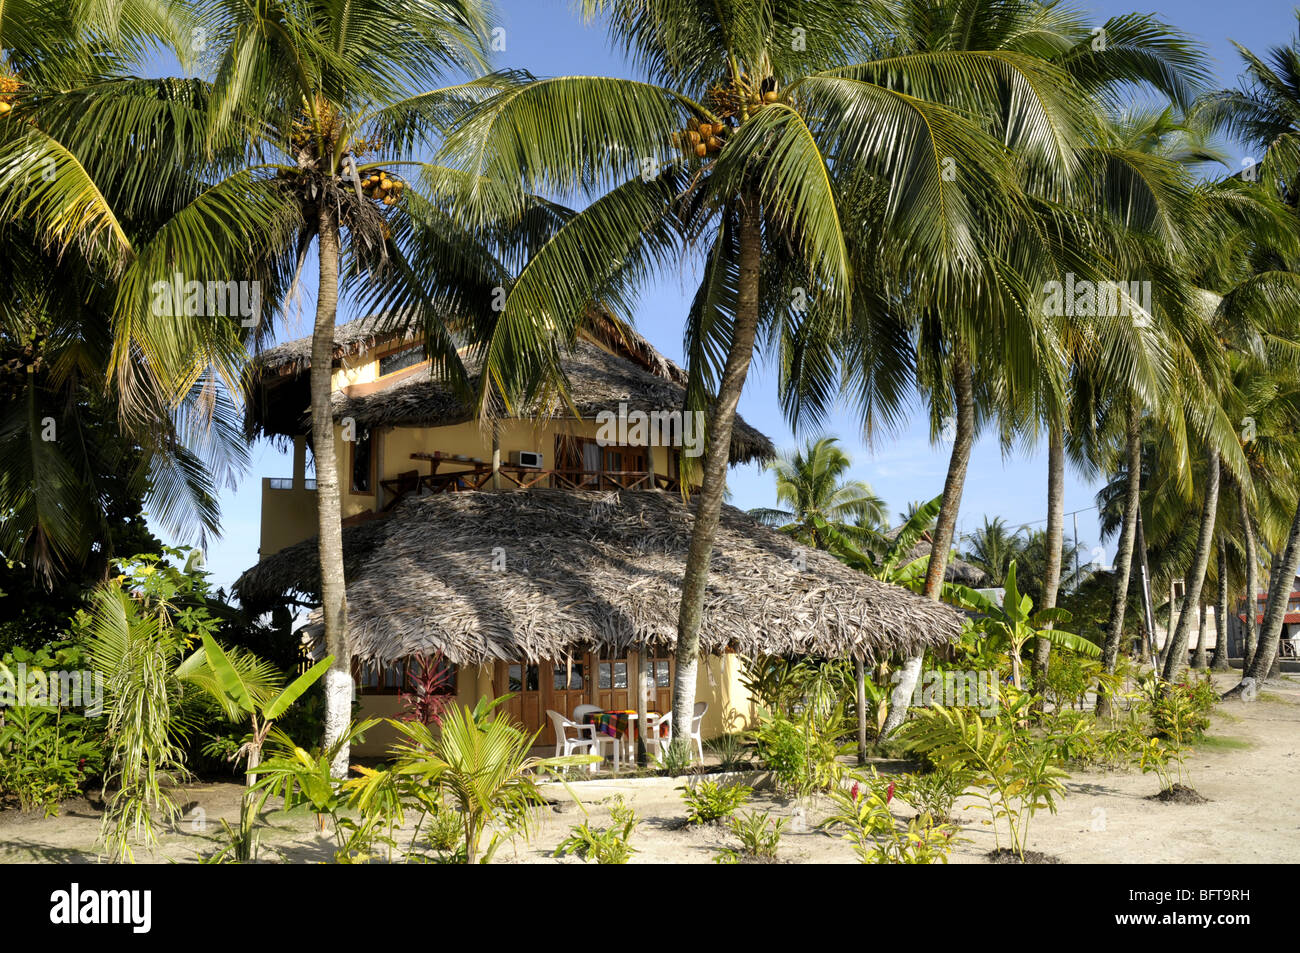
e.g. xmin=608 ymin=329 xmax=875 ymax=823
xmin=0 ymin=336 xmax=44 ymax=400
xmin=673 ymin=116 xmax=729 ymax=158
xmin=672 ymin=76 xmax=782 ymax=161
xmin=359 ymin=171 xmax=404 ymax=205
xmin=0 ymin=73 xmax=20 ymax=117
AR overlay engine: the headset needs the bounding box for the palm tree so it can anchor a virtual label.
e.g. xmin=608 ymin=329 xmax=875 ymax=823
xmin=1198 ymin=12 xmax=1300 ymax=692
xmin=748 ymin=436 xmax=885 ymax=551
xmin=106 ymin=0 xmax=569 ymax=775
xmin=0 ymin=1 xmax=257 ymax=583
xmin=440 ymin=0 xmax=1087 ymax=745
xmin=870 ymin=3 xmax=1210 ymax=734
xmin=961 ymin=517 xmax=1026 ymax=588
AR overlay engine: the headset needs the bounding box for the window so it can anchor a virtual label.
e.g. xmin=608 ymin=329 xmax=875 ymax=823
xmin=552 ymin=663 xmax=585 ymax=691
xmin=378 ymin=343 xmax=426 ymax=377
xmin=647 ymin=650 xmax=672 ymax=689
xmin=508 ymin=663 xmax=539 ymax=693
xmin=350 ymin=426 xmax=373 ymax=493
xmin=597 ymin=659 xmax=628 ymax=690
xmin=355 ymin=658 xmax=409 ymax=694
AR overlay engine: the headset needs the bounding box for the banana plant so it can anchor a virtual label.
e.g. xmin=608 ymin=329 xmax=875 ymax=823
xmin=180 ymin=634 xmax=334 ymax=779
xmin=951 ymin=562 xmax=1099 ymax=689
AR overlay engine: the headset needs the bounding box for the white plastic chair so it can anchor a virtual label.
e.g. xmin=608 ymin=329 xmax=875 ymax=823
xmin=573 ymin=704 xmax=621 ymax=771
xmin=643 ymin=711 xmax=673 ymax=763
xmin=689 ymin=701 xmax=708 ymax=761
xmin=545 ymin=709 xmax=599 ymax=772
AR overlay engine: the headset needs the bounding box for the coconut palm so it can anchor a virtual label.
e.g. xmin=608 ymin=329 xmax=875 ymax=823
xmin=105 ymin=0 xmax=580 ymax=775
xmin=748 ymin=436 xmax=885 ymax=551
xmin=864 ymin=4 xmax=1212 ymax=734
xmin=439 ymin=0 xmax=1109 ymax=746
xmin=961 ymin=517 xmax=1026 ymax=588
xmin=1198 ymin=14 xmax=1300 ymax=692
xmin=0 ymin=1 xmax=261 ymax=582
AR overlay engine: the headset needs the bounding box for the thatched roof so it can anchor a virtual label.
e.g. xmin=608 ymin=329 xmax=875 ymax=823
xmin=247 ymin=314 xmax=774 ymax=464
xmin=234 ymin=489 xmax=964 ymax=665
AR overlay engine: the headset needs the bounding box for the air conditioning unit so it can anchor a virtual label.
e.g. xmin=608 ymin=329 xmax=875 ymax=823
xmin=510 ymin=450 xmax=544 ymax=469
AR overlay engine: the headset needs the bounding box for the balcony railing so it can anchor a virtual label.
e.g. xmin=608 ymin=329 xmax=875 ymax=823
xmin=377 ymin=461 xmax=681 ymax=512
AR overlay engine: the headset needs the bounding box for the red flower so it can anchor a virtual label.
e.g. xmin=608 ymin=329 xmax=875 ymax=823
xmin=850 ymin=782 xmax=860 ymax=802
xmin=886 ymin=782 xmax=895 ymax=803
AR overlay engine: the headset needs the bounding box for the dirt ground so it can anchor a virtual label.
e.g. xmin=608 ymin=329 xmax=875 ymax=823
xmin=2 ymin=672 xmax=1297 ymax=864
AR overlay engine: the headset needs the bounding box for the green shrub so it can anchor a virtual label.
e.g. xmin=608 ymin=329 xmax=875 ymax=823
xmin=705 ymin=732 xmax=752 ymax=771
xmin=0 ymin=706 xmax=102 ymax=815
xmin=715 ymin=810 xmax=786 ymax=863
xmin=821 ymin=772 xmax=960 ymax=864
xmin=897 ymin=767 xmax=968 ymax=823
xmin=898 ymin=705 xmax=1067 ymax=861
xmin=680 ymin=779 xmax=751 ymax=825
xmin=424 ymin=807 xmax=464 ymax=855
xmin=752 ymin=704 xmax=853 ymax=796
xmin=555 ymin=797 xmax=639 ymax=864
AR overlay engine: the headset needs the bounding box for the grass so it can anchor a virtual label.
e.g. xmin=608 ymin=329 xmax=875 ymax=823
xmin=1192 ymin=734 xmax=1252 ymax=751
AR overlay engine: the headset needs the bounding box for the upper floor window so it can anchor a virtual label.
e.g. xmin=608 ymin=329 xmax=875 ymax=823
xmin=378 ymin=343 xmax=426 ymax=377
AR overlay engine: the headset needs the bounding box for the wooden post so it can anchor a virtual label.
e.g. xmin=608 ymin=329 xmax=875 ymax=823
xmin=635 ymin=645 xmax=649 ymax=767
xmin=491 ymin=422 xmax=501 ymax=491
xmin=292 ymin=435 xmax=307 ymax=489
xmin=645 ymin=441 xmax=658 ymax=491
xmin=855 ymin=657 xmax=867 ymax=764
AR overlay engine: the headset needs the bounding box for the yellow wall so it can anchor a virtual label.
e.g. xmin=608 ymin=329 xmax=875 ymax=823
xmin=260 ymin=416 xmax=680 ymax=557
xmin=351 ymin=654 xmax=755 ymax=758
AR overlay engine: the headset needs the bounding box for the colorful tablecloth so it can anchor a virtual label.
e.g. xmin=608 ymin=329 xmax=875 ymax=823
xmin=584 ymin=709 xmax=661 ymax=738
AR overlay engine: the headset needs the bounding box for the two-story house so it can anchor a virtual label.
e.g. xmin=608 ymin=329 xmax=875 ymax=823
xmin=234 ymin=313 xmax=962 ymax=755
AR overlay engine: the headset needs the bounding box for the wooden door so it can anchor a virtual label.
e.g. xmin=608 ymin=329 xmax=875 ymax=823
xmin=602 ymin=446 xmax=648 ymax=489
xmin=646 ymin=649 xmax=673 ymax=717
xmin=593 ymin=651 xmax=631 ymax=711
xmin=496 ymin=661 xmax=543 ymax=740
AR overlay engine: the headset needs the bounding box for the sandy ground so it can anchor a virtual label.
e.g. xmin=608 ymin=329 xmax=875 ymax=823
xmin=2 ymin=672 xmax=1297 ymax=864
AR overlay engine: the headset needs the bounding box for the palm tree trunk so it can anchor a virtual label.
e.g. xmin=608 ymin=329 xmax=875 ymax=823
xmin=1211 ymin=546 xmax=1230 ymax=671
xmin=1161 ymin=450 xmax=1220 ymax=682
xmin=672 ymin=190 xmax=762 ymax=753
xmin=1192 ymin=600 xmax=1207 ymax=669
xmin=1226 ymin=495 xmax=1300 ymax=696
xmin=1096 ymin=403 xmax=1141 ymax=720
xmin=1032 ymin=422 xmax=1065 ymax=710
xmin=1135 ymin=510 xmax=1156 ymax=662
xmin=1238 ymin=483 xmax=1259 ymax=669
xmin=312 ymin=204 xmax=352 ymax=778
xmin=882 ymin=350 xmax=974 ymax=735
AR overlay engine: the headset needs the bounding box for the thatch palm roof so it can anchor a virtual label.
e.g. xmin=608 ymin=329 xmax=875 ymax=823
xmin=246 ymin=313 xmax=774 ymax=464
xmin=234 ymin=489 xmax=964 ymax=665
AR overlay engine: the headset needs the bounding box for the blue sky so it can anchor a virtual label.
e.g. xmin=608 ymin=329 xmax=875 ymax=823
xmin=157 ymin=0 xmax=1297 ymax=593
